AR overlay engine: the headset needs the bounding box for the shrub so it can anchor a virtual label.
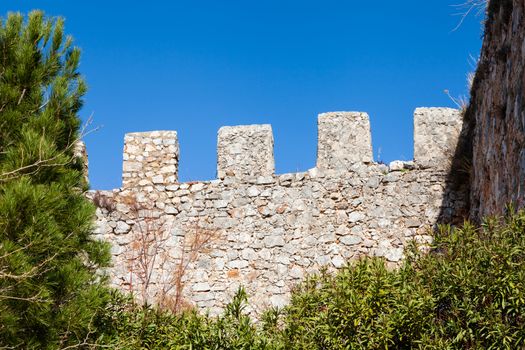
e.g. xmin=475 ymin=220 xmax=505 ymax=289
xmin=97 ymin=287 xmax=282 ymax=349
xmin=280 ymin=210 xmax=525 ymax=349
xmin=96 ymin=210 xmax=525 ymax=349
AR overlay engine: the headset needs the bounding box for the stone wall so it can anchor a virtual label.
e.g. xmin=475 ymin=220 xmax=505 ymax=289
xmin=468 ymin=0 xmax=525 ymax=219
xmin=122 ymin=131 xmax=179 ymax=188
xmin=91 ymin=107 xmax=468 ymax=316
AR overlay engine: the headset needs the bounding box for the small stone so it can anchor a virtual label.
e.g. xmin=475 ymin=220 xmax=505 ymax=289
xmin=315 ymin=255 xmax=331 ymax=265
xmin=383 ymin=173 xmax=399 ymax=183
xmin=389 ymin=160 xmax=405 ymax=171
xmin=276 ymin=254 xmax=290 ymax=265
xmin=363 ymin=239 xmax=375 ymax=247
xmin=115 ymin=221 xmax=130 ymax=234
xmin=279 ymin=174 xmax=293 ymax=185
xmin=405 ymin=218 xmax=421 ymax=228
xmin=377 ymin=218 xmax=391 ymax=228
xmin=366 ymin=177 xmax=380 ymax=188
xmin=332 ymin=255 xmax=345 ymax=268
xmin=247 ymin=186 xmax=260 ymax=197
xmin=258 ymin=206 xmax=271 ymax=217
xmin=385 ymin=248 xmax=404 ymax=262
xmin=295 ymin=172 xmax=306 ymax=181
xmin=257 ymin=176 xmax=274 ymax=185
xmin=308 ymin=167 xmax=323 ymax=178
xmin=335 ymin=225 xmax=349 ymax=236
xmin=289 ymin=266 xmax=304 ymax=279
xmin=351 ymin=198 xmax=363 ymax=206
xmin=123 ymin=161 xmax=141 ymax=172
xmin=264 ymin=235 xmax=285 ymax=248
xmin=174 ymin=189 xmax=190 ymax=196
xmin=348 ymin=211 xmax=365 ymax=223
xmin=192 ymin=282 xmax=211 ymax=292
xmin=378 ymin=164 xmax=389 ymax=173
xmin=191 ymin=183 xmax=205 ymax=192
xmin=152 ymin=175 xmax=164 ymax=184
xmin=403 ymin=161 xmax=415 ymax=169
xmin=276 ymin=205 xmax=287 ymax=214
xmin=228 ymin=260 xmax=249 ymax=269
xmin=214 ymin=200 xmax=228 ymax=208
xmin=138 ymin=179 xmax=150 ymax=186
xmin=164 ymin=206 xmax=178 ymax=214
xmin=319 ymin=233 xmax=336 ymax=243
xmin=340 ymin=235 xmax=362 ymax=245
xmin=241 ymin=248 xmax=257 ymax=260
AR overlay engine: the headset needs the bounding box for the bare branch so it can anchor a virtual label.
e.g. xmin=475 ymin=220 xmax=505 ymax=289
xmin=451 ymin=0 xmax=487 ymax=31
xmin=16 ymin=88 xmax=26 ymax=106
xmin=117 ymin=193 xmax=219 ymax=312
xmin=444 ymin=89 xmax=469 ymax=111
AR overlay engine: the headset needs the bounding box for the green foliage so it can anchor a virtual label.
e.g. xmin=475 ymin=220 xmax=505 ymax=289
xmin=0 ymin=11 xmax=110 ymax=348
xmin=281 ymin=260 xmax=434 ymax=349
xmin=98 ymin=287 xmax=283 ymax=349
xmin=279 ymin=210 xmax=525 ymax=349
xmin=98 ymin=211 xmax=525 ymax=349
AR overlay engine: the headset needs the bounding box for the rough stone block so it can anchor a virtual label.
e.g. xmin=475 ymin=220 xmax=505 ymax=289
xmin=122 ymin=131 xmax=179 ymax=188
xmin=317 ymin=112 xmax=373 ymax=171
xmin=414 ymin=107 xmax=462 ymax=169
xmin=217 ymin=124 xmax=274 ymax=179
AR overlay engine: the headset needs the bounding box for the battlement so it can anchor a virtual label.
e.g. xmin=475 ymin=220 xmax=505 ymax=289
xmin=120 ymin=107 xmax=462 ymax=188
xmin=122 ymin=131 xmax=179 ymax=188
xmin=94 ymin=106 xmax=468 ymax=316
xmin=317 ymin=111 xmax=373 ymax=170
xmin=217 ymin=124 xmax=275 ymax=179
xmin=413 ymin=107 xmax=463 ymax=168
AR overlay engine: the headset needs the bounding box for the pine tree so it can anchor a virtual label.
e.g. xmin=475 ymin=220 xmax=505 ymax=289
xmin=0 ymin=11 xmax=111 ymax=348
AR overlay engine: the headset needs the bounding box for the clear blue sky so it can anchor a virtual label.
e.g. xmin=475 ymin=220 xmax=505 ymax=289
xmin=2 ymin=1 xmax=483 ymax=190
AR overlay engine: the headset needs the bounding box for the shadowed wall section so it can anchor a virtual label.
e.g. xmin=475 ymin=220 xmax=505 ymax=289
xmin=467 ymin=0 xmax=525 ymax=220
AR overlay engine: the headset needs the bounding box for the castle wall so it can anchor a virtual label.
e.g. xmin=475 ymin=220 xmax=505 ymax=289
xmin=92 ymin=107 xmax=467 ymax=315
xmin=468 ymin=0 xmax=525 ymax=219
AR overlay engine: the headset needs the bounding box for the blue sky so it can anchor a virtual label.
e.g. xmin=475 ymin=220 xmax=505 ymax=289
xmin=2 ymin=1 xmax=483 ymax=189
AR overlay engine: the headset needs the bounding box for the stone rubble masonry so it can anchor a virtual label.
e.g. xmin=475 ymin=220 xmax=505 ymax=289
xmin=91 ymin=108 xmax=467 ymax=317
xmin=317 ymin=112 xmax=373 ymax=170
xmin=217 ymin=124 xmax=274 ymax=179
xmin=414 ymin=107 xmax=463 ymax=169
xmin=122 ymin=131 xmax=179 ymax=188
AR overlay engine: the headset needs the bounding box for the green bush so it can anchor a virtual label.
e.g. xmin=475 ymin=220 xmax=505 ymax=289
xmin=97 ymin=288 xmax=282 ymax=349
xmin=281 ymin=212 xmax=525 ymax=349
xmin=97 ymin=210 xmax=525 ymax=349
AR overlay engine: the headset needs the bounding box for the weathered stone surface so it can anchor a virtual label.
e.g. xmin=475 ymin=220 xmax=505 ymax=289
xmin=122 ymin=131 xmax=179 ymax=188
xmin=317 ymin=112 xmax=373 ymax=171
xmin=414 ymin=108 xmax=462 ymax=169
xmin=340 ymin=235 xmax=362 ymax=246
xmin=469 ymin=1 xmax=525 ymax=220
xmin=91 ymin=109 xmax=467 ymax=317
xmin=217 ymin=124 xmax=274 ymax=179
